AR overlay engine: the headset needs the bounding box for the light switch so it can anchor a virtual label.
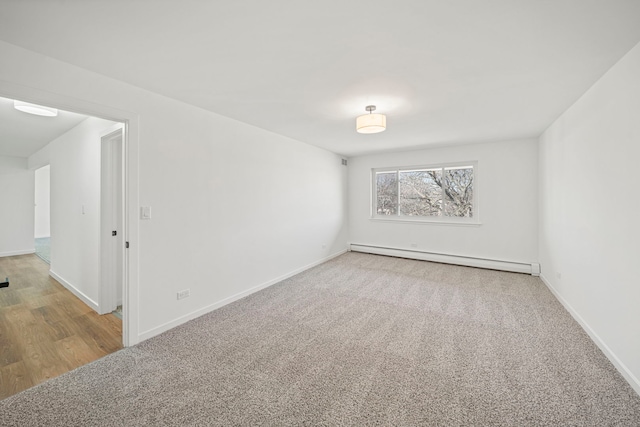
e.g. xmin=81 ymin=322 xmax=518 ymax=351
xmin=140 ymin=206 xmax=151 ymax=220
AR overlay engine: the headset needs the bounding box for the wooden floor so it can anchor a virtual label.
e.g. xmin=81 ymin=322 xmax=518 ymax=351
xmin=0 ymin=254 xmax=122 ymax=400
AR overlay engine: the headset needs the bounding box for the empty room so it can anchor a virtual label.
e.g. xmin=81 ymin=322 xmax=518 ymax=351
xmin=0 ymin=1 xmax=639 ymax=426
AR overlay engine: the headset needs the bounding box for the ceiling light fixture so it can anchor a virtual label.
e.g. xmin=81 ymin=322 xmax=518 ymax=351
xmin=14 ymin=100 xmax=58 ymax=117
xmin=356 ymin=105 xmax=386 ymax=134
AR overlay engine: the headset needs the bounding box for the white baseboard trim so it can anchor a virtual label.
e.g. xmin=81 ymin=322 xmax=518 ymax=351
xmin=350 ymin=244 xmax=536 ymax=275
xmin=0 ymin=249 xmax=35 ymax=258
xmin=540 ymin=273 xmax=640 ymax=397
xmin=49 ymin=270 xmax=99 ymax=313
xmin=138 ymin=249 xmax=349 ymax=342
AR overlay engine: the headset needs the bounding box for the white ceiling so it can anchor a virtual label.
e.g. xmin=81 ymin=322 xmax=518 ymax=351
xmin=1 ymin=1 xmax=639 ymax=156
xmin=0 ymin=96 xmax=89 ymax=158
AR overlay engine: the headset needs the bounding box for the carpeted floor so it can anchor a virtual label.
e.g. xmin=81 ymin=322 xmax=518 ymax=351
xmin=1 ymin=252 xmax=639 ymax=426
xmin=34 ymin=237 xmax=50 ymax=264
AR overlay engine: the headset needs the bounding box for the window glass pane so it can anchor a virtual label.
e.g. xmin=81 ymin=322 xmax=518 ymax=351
xmin=376 ymin=172 xmax=398 ymax=215
xmin=444 ymin=166 xmax=473 ymax=217
xmin=399 ymin=169 xmax=442 ymax=216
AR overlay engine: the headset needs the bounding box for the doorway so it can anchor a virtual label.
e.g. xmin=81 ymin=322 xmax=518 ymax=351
xmin=0 ymin=96 xmax=130 ymax=398
xmin=0 ymin=95 xmax=128 ymax=325
xmin=0 ymin=82 xmax=139 ymax=347
xmin=34 ymin=164 xmax=51 ymax=263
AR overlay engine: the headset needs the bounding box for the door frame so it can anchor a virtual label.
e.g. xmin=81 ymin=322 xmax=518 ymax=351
xmin=99 ymin=124 xmax=125 ymax=316
xmin=0 ymin=81 xmax=140 ymax=347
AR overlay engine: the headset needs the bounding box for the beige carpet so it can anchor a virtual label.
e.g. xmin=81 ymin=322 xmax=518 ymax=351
xmin=1 ymin=252 xmax=639 ymax=426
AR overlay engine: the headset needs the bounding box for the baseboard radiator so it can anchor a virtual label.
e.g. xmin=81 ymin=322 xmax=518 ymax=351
xmin=350 ymin=244 xmax=540 ymax=276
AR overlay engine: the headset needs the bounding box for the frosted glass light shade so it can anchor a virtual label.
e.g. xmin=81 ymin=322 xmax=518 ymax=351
xmin=356 ymin=113 xmax=386 ymax=134
xmin=14 ymin=100 xmax=58 ymax=117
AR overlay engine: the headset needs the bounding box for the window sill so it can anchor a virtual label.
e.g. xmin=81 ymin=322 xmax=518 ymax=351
xmin=369 ymin=217 xmax=481 ymax=226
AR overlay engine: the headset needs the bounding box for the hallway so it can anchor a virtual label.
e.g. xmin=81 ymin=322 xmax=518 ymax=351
xmin=0 ymin=254 xmax=122 ymax=399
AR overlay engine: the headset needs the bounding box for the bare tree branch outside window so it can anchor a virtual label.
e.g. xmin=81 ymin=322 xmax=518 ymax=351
xmin=375 ymin=165 xmax=474 ymax=219
xmin=444 ymin=167 xmax=473 ymax=217
xmin=376 ymin=172 xmax=398 ymax=215
xmin=399 ymin=169 xmax=442 ymax=216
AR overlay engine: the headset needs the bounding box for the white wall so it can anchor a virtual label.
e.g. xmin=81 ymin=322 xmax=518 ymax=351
xmin=29 ymin=117 xmax=118 ymax=309
xmin=539 ymin=41 xmax=640 ymax=394
xmin=28 ymin=143 xmax=51 ymax=170
xmin=0 ymin=156 xmax=35 ymax=257
xmin=348 ymin=139 xmax=538 ymax=264
xmin=137 ymin=108 xmax=348 ymax=338
xmin=0 ymin=40 xmax=349 ymax=342
xmin=34 ymin=164 xmax=50 ymax=238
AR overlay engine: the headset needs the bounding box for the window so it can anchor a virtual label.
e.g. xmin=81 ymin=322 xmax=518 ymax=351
xmin=372 ymin=163 xmax=476 ymax=222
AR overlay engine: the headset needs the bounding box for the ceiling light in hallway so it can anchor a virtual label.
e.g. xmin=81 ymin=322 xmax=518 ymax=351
xmin=14 ymin=100 xmax=58 ymax=117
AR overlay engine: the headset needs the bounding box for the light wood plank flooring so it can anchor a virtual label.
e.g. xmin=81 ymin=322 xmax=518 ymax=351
xmin=0 ymin=254 xmax=122 ymax=400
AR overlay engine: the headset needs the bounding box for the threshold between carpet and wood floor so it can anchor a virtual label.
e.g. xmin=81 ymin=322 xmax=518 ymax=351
xmin=1 ymin=252 xmax=639 ymax=426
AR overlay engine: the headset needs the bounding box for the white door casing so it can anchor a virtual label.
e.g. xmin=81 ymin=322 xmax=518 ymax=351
xmin=100 ymin=125 xmax=124 ymax=317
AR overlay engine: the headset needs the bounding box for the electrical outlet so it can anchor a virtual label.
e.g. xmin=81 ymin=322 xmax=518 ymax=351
xmin=177 ymin=289 xmax=190 ymax=300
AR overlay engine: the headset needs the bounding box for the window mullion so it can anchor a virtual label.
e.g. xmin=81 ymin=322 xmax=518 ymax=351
xmin=396 ymin=170 xmax=400 ymax=216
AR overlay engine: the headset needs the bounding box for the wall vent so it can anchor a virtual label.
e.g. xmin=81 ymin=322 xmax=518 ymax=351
xmin=341 ymin=159 xmax=347 ymax=166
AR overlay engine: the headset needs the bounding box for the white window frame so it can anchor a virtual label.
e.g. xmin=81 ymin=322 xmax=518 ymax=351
xmin=371 ymin=161 xmax=480 ymax=225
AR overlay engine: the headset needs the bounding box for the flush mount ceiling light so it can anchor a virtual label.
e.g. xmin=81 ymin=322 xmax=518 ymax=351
xmin=356 ymin=105 xmax=386 ymax=134
xmin=14 ymin=100 xmax=58 ymax=117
